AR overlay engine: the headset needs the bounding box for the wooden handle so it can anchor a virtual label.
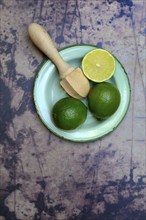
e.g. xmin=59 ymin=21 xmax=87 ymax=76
xmin=28 ymin=23 xmax=72 ymax=78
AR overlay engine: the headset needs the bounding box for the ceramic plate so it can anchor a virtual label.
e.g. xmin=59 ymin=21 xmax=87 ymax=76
xmin=33 ymin=45 xmax=131 ymax=142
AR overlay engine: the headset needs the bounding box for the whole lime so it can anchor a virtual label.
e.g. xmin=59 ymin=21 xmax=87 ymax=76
xmin=52 ymin=97 xmax=87 ymax=130
xmin=88 ymin=82 xmax=121 ymax=120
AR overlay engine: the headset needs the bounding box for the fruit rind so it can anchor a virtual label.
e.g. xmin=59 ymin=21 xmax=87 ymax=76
xmin=52 ymin=97 xmax=87 ymax=130
xmin=88 ymin=82 xmax=121 ymax=120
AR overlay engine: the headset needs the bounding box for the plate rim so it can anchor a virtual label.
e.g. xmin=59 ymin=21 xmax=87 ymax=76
xmin=33 ymin=44 xmax=131 ymax=142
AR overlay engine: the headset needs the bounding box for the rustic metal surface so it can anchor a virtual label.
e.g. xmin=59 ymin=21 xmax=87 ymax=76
xmin=0 ymin=0 xmax=146 ymax=219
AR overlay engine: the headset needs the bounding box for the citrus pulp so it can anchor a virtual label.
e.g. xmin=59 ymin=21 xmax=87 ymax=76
xmin=82 ymin=48 xmax=116 ymax=82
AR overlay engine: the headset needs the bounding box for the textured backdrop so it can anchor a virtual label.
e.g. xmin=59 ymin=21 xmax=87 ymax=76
xmin=0 ymin=0 xmax=146 ymax=220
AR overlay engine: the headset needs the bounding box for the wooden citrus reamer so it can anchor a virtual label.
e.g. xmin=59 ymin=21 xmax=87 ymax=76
xmin=28 ymin=23 xmax=90 ymax=99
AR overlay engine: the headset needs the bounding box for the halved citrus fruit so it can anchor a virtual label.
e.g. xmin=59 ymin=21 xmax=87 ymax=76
xmin=82 ymin=48 xmax=116 ymax=82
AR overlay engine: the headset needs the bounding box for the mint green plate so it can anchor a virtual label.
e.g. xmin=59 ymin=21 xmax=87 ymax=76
xmin=33 ymin=45 xmax=131 ymax=142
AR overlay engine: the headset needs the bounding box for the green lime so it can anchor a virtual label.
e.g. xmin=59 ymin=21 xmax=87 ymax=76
xmin=88 ymin=82 xmax=121 ymax=120
xmin=82 ymin=48 xmax=116 ymax=82
xmin=52 ymin=97 xmax=87 ymax=130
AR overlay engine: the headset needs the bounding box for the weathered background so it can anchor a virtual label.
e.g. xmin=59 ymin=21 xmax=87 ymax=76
xmin=0 ymin=0 xmax=146 ymax=219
